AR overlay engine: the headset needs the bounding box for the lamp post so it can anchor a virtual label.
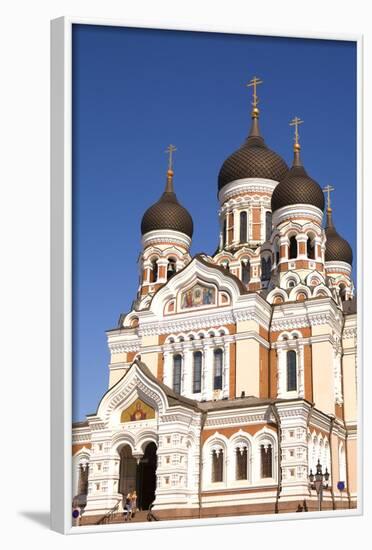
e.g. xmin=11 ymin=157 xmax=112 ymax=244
xmin=309 ymin=459 xmax=330 ymax=511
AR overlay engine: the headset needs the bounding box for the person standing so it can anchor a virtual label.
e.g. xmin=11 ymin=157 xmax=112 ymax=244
xmin=130 ymin=490 xmax=137 ymax=518
xmin=123 ymin=493 xmax=132 ymax=521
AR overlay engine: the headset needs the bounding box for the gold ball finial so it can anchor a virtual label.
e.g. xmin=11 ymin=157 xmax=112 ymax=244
xmin=252 ymin=106 xmax=260 ymax=118
xmin=294 ymin=142 xmax=301 ymax=152
xmin=167 ymin=168 xmax=174 ymax=178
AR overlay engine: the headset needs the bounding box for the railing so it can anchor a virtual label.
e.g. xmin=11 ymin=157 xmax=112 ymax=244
xmin=147 ymin=504 xmax=159 ymax=521
xmin=95 ymin=499 xmax=121 ymax=525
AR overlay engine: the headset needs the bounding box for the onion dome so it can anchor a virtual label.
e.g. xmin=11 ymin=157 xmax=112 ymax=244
xmin=141 ymin=165 xmax=193 ymax=238
xmin=218 ymin=108 xmax=288 ymax=192
xmin=325 ymin=207 xmax=353 ymax=264
xmin=271 ymin=118 xmax=325 ymax=213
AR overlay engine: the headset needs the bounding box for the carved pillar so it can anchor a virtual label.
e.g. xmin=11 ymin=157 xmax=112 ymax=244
xmin=183 ymin=347 xmax=193 ymax=397
xmin=277 ymin=348 xmax=286 ymax=398
xmin=202 ymin=345 xmax=214 ymax=401
xmin=232 ymin=209 xmax=239 ymax=245
xmin=297 ymin=345 xmax=305 ymax=398
xmin=163 ymin=350 xmax=172 ymax=387
xmin=222 ymin=343 xmax=230 ymax=398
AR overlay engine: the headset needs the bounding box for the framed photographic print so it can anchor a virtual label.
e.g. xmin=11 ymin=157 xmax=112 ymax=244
xmin=51 ymin=17 xmax=362 ymax=534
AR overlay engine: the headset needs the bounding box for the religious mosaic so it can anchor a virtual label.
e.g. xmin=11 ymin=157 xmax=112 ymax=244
xmin=120 ymin=399 xmax=156 ymax=423
xmin=180 ymin=284 xmax=215 ymax=309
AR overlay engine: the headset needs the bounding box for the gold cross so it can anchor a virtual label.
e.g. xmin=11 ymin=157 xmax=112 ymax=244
xmin=289 ymin=117 xmax=304 ymax=146
xmin=323 ymin=185 xmax=335 ymax=209
xmin=246 ymin=76 xmax=263 ymax=107
xmin=165 ymin=144 xmax=177 ymax=170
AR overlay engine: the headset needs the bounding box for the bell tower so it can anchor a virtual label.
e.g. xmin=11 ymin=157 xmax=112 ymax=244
xmin=270 ymin=117 xmax=326 ymax=293
xmin=136 ymin=145 xmax=193 ymax=307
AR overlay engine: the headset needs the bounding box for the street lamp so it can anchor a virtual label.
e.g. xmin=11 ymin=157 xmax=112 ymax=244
xmin=309 ymin=459 xmax=330 ymax=511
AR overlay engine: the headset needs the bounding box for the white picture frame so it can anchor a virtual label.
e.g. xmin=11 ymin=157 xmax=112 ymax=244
xmin=51 ymin=16 xmax=363 ymax=535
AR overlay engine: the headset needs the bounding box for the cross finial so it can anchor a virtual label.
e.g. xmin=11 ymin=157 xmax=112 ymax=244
xmin=289 ymin=117 xmax=304 ymax=150
xmin=323 ymin=185 xmax=335 ymax=210
xmin=165 ymin=144 xmax=177 ymax=171
xmin=246 ymin=76 xmax=263 ymax=117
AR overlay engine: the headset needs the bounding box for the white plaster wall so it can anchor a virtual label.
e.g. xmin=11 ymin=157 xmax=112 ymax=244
xmin=311 ymin=340 xmax=335 ymax=414
xmin=343 ymin=353 xmax=357 ymax=422
xmin=235 ymin=338 xmax=260 ymax=397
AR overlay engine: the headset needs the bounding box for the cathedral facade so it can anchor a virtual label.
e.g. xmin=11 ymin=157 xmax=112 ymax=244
xmin=72 ymin=80 xmax=357 ymax=524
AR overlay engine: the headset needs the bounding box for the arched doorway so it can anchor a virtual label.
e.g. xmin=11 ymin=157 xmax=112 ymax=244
xmin=119 ymin=445 xmax=137 ymax=497
xmin=137 ymin=442 xmax=158 ymax=510
xmin=119 ymin=442 xmax=158 ymax=510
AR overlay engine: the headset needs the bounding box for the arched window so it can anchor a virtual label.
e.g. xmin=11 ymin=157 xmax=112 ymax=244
xmin=339 ymin=443 xmax=347 ymax=486
xmin=274 ymin=239 xmax=280 ymax=266
xmin=240 ymin=211 xmax=248 ymax=243
xmin=289 ymin=236 xmax=297 ymax=259
xmin=261 ymin=257 xmax=271 ymax=281
xmin=241 ymin=261 xmax=250 ymax=285
xmin=77 ymin=461 xmax=89 ymax=496
xmin=167 ymin=257 xmax=177 ymax=280
xmin=173 ymin=354 xmax=182 ymax=394
xmin=192 ymin=351 xmax=202 ymax=394
xmin=212 ymin=449 xmax=224 ymax=482
xmin=236 ymin=446 xmax=248 ymax=480
xmin=222 ymin=218 xmax=227 ymax=247
xmin=287 ymin=278 xmax=296 ymax=289
xmin=213 ymin=349 xmax=223 ymax=390
xmin=265 ymin=211 xmax=272 ymax=242
xmin=307 ymin=237 xmax=315 ymax=260
xmin=150 ymin=259 xmax=158 ymax=282
xmin=339 ymin=284 xmax=347 ymax=302
xmin=260 ymin=444 xmax=273 ymax=478
xmin=287 ymin=350 xmax=297 ymax=391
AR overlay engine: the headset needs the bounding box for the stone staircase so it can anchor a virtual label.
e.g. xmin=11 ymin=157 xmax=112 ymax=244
xmin=95 ymin=507 xmax=160 ymax=525
xmin=110 ymin=510 xmax=150 ymax=523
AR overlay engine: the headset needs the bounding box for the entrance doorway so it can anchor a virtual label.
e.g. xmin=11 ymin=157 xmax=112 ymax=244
xmin=119 ymin=442 xmax=158 ymax=510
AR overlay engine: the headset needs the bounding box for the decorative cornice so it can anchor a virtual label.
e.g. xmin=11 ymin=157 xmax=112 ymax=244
xmin=343 ymin=327 xmax=357 ymax=339
xmin=72 ymin=432 xmax=92 ymax=444
xmin=138 ymin=306 xmax=269 ymax=337
xmin=218 ymin=177 xmax=278 ymax=204
xmin=204 ymin=412 xmax=271 ymax=428
xmin=142 ymin=229 xmax=191 ymax=249
xmin=325 ymin=261 xmax=352 ymax=276
xmin=271 ymin=312 xmax=337 ymax=332
xmin=272 ymin=203 xmax=323 ymax=227
xmin=108 ymin=341 xmax=140 ymax=354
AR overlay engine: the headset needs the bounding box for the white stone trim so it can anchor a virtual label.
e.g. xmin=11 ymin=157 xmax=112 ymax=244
xmin=218 ymin=177 xmax=278 ymax=204
xmin=142 ymin=229 xmax=191 ymax=249
xmin=273 ymin=203 xmax=323 ymax=226
xmin=325 ymin=260 xmax=352 ymax=275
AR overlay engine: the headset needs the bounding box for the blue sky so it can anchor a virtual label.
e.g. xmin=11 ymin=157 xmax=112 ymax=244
xmin=72 ymin=25 xmax=356 ymax=422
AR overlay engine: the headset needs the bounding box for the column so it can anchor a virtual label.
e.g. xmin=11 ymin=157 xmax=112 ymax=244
xmin=222 ymin=343 xmax=230 ymax=398
xmin=297 ymin=345 xmax=305 ymax=398
xmin=163 ymin=351 xmax=172 ymax=387
xmin=182 ymin=347 xmax=193 ymax=397
xmin=232 ymin=209 xmax=239 ymax=245
xmin=277 ymin=348 xmax=286 ymax=398
xmin=157 ymin=258 xmax=168 ymax=283
xmin=202 ymin=345 xmax=214 ymax=401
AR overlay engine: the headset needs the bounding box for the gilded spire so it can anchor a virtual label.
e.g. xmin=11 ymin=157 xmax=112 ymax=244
xmin=246 ymin=76 xmax=263 ymax=139
xmin=323 ymin=184 xmax=335 ymax=227
xmin=164 ymin=144 xmax=177 ymax=193
xmin=289 ymin=116 xmax=304 ymax=166
xmin=247 ymin=76 xmax=263 ymax=117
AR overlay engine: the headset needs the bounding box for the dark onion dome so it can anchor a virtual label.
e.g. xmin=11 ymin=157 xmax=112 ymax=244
xmin=218 ymin=108 xmax=289 ymax=193
xmin=325 ymin=207 xmax=353 ymax=264
xmin=141 ymin=169 xmax=193 ymax=238
xmin=271 ymin=144 xmax=325 ymax=212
